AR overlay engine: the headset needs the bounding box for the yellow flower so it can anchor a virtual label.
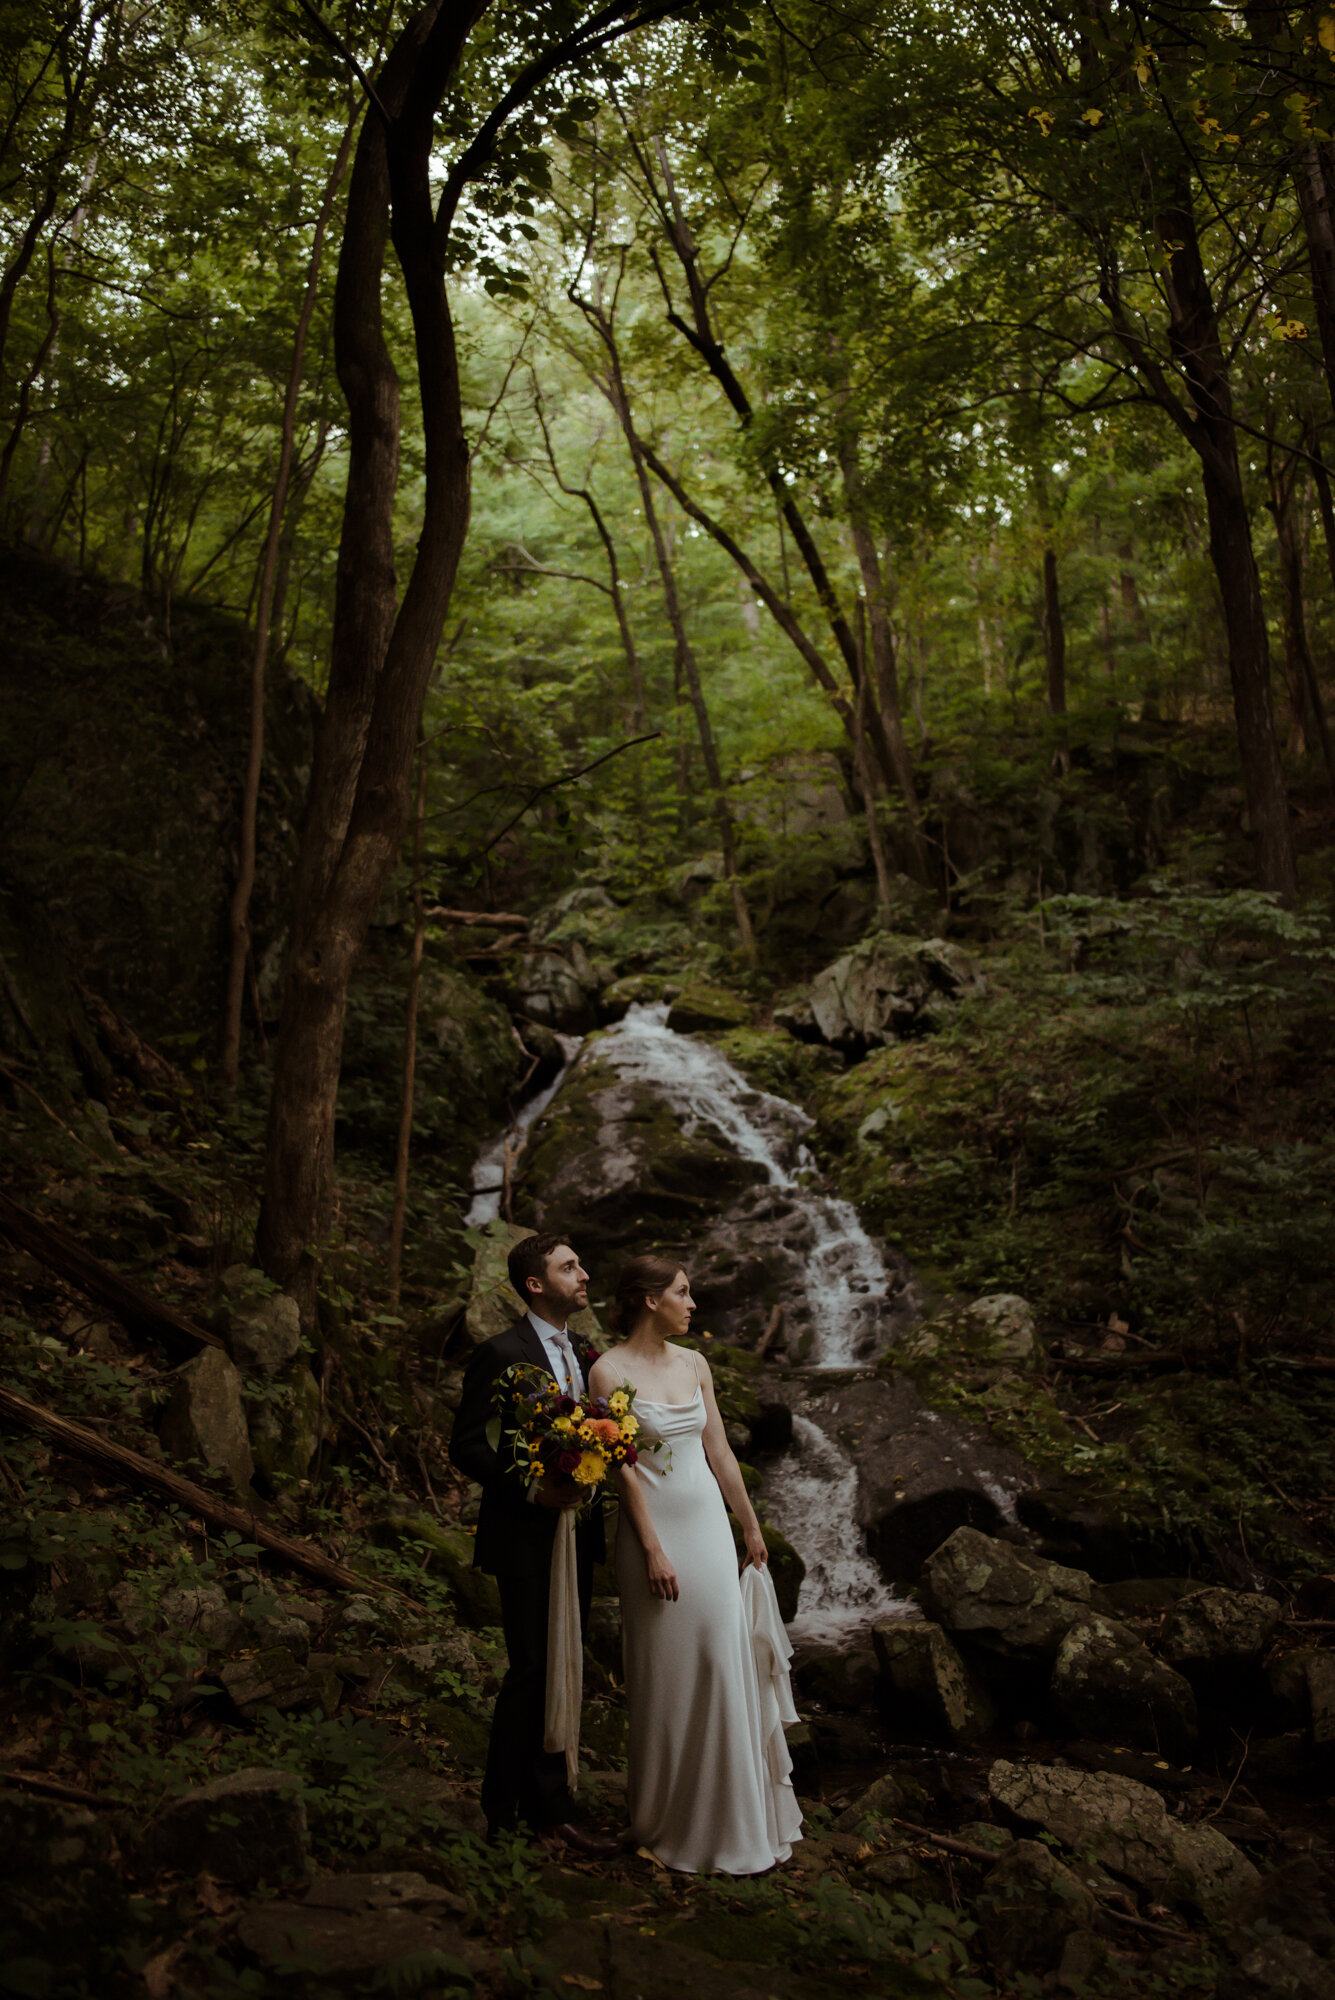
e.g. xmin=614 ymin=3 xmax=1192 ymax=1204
xmin=621 ymin=1415 xmax=639 ymax=1438
xmin=569 ymin=1406 xmax=584 ymax=1423
xmin=609 ymin=1390 xmax=629 ymax=1416
xmin=553 ymin=1416 xmax=573 ymax=1434
xmin=572 ymin=1450 xmax=606 ymax=1486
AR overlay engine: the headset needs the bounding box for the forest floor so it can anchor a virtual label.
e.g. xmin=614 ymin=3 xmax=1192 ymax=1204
xmin=3 ymin=868 xmax=1335 ymax=1996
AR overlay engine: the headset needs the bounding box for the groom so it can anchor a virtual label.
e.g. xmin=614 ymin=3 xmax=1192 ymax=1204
xmin=449 ymin=1232 xmax=615 ymax=1854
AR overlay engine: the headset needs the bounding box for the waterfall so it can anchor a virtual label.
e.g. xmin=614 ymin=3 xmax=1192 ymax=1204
xmin=592 ymin=1005 xmax=916 ymax=1644
xmin=465 ymin=1033 xmax=582 ymax=1228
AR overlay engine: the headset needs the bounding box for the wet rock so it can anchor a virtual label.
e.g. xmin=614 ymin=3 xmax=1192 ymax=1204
xmin=795 ymin=1647 xmax=880 ymax=1712
xmin=1217 ymin=1939 xmax=1335 ymax=2000
xmin=331 ymin=1593 xmax=402 ymax=1645
xmin=921 ymin=1527 xmax=1092 ymax=1659
xmin=219 ymin=1646 xmax=340 ymax=1717
xmin=157 ymin=1347 xmax=254 ymax=1494
xmin=516 ymin=1042 xmax=778 ymax=1270
xmin=988 ymin=1759 xmax=1258 ymax=1914
xmin=978 ymin=1838 xmax=1099 ymax=1977
xmin=810 ymin=1713 xmax=884 ymax=1763
xmin=600 ymin=972 xmax=682 ymax=1021
xmin=801 ymin=1381 xmax=1031 ymax=1588
xmin=158 ymin=1583 xmax=242 ymax=1652
xmin=244 ymin=1603 xmax=316 ymax=1662
xmin=463 ymin=1217 xmax=601 ymax=1350
xmin=666 ymin=987 xmax=752 ymax=1033
xmin=1052 ymin=1614 xmax=1198 ymax=1757
xmin=140 ymin=1768 xmax=308 ymax=1883
xmin=807 ymin=935 xmax=985 ymax=1053
xmin=235 ymin=1870 xmax=485 ymax=1988
xmin=0 ymin=1795 xmax=126 ymax=1965
xmin=900 ymin=1293 xmax=1040 ymax=1373
xmin=873 ymin=1618 xmax=995 ymax=1745
xmin=1160 ymin=1587 xmax=1280 ymax=1682
xmin=220 ymin=1268 xmax=302 ymax=1374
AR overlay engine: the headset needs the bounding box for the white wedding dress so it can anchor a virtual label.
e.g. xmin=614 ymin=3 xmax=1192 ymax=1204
xmin=616 ymin=1385 xmax=804 ymax=1874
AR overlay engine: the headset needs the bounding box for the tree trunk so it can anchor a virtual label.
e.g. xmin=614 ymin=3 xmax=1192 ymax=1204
xmin=221 ymin=106 xmax=359 ymax=1100
xmin=256 ymin=2 xmax=484 ymax=1306
xmin=388 ymin=741 xmax=427 ymax=1305
xmin=1294 ymin=141 xmax=1335 ymax=430
xmin=1269 ymin=453 xmax=1335 ymax=789
xmin=1117 ymin=189 xmax=1296 ymax=896
xmin=582 ymin=286 xmax=756 ymax=964
xmin=836 ymin=433 xmax=931 ymax=878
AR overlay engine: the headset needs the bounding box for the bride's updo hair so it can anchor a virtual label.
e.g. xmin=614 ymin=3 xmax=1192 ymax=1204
xmin=608 ymin=1254 xmax=685 ymax=1338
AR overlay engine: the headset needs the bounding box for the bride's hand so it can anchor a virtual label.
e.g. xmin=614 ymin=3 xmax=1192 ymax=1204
xmin=645 ymin=1545 xmax=679 ymax=1602
xmin=744 ymin=1528 xmax=768 ymax=1571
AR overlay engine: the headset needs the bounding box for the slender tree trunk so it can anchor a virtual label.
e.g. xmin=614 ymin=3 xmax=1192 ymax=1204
xmin=1104 ymin=189 xmax=1295 ymax=895
xmin=1295 ymin=141 xmax=1335 ymax=431
xmin=598 ymin=328 xmax=755 ymax=963
xmin=853 ymin=604 xmax=894 ymax=915
xmin=388 ymin=741 xmax=427 ymax=1306
xmin=221 ymin=107 xmax=359 ymax=1100
xmin=256 ymin=2 xmax=485 ymax=1305
xmin=836 ymin=433 xmax=930 ymax=878
xmin=1269 ymin=453 xmax=1335 ymax=790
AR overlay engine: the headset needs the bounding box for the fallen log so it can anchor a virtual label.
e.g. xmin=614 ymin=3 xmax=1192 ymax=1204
xmin=0 ymin=1384 xmax=413 ymax=1604
xmin=0 ymin=1768 xmax=127 ymax=1810
xmin=1054 ymin=1347 xmax=1335 ymax=1379
xmin=0 ymin=1190 xmax=219 ymax=1361
xmin=757 ymin=1305 xmax=784 ymax=1358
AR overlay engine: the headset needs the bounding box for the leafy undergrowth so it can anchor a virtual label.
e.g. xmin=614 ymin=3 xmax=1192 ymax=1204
xmin=812 ymin=885 xmax=1335 ymax=1579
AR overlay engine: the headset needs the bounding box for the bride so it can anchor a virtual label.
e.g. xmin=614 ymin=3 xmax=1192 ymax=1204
xmin=588 ymin=1255 xmax=803 ymax=1875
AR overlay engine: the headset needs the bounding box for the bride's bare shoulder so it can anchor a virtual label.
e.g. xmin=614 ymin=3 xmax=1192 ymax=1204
xmin=589 ymin=1345 xmax=630 ymax=1387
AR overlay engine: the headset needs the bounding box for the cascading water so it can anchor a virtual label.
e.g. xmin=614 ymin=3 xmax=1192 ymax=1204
xmin=466 ymin=1033 xmax=582 ymax=1228
xmin=591 ymin=1004 xmax=916 ymax=1643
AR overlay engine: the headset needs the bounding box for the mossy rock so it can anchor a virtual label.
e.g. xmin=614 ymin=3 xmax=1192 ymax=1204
xmin=374 ymin=1515 xmax=503 ymax=1627
xmin=340 ymin=957 xmax=522 ymax=1159
xmin=728 ymin=1518 xmax=806 ymax=1623
xmin=665 ymin=987 xmax=753 ymax=1033
xmin=245 ymin=1361 xmax=323 ymax=1489
xmin=600 ymin=973 xmax=682 ymax=1021
xmin=709 ymin=1026 xmax=841 ymax=1098
xmin=660 ymin=1911 xmax=802 ymax=1968
xmin=423 ymin=1699 xmax=492 ymax=1772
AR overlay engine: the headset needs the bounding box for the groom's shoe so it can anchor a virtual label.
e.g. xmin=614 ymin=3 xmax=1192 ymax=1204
xmin=546 ymin=1821 xmax=620 ymax=1858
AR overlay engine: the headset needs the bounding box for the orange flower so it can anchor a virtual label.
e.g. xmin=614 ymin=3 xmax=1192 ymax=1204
xmin=587 ymin=1417 xmax=622 ymax=1445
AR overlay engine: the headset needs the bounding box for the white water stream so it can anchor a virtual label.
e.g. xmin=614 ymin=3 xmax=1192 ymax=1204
xmin=466 ymin=1033 xmax=582 ymax=1227
xmin=464 ymin=1002 xmax=918 ymax=1644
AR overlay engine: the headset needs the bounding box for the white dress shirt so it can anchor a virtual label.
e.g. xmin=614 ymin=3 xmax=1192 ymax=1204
xmin=526 ymin=1309 xmax=585 ymax=1399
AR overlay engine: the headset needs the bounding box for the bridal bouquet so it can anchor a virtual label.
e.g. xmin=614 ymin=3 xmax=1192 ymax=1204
xmin=491 ymin=1365 xmax=641 ymax=1503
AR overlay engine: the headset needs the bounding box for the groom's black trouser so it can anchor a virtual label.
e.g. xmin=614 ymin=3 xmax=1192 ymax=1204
xmin=481 ymin=1534 xmax=594 ymax=1833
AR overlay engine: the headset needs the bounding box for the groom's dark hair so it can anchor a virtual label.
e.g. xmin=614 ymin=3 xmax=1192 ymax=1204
xmin=508 ymin=1232 xmax=573 ymax=1302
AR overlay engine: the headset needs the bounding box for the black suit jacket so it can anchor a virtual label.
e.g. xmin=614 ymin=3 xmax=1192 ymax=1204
xmin=449 ymin=1316 xmax=606 ymax=1578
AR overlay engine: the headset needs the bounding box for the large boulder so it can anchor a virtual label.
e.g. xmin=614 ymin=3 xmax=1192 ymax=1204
xmin=794 ymin=1647 xmax=880 ymax=1713
xmin=920 ymin=1527 xmax=1092 ymax=1658
xmin=666 ymin=986 xmax=752 ymax=1033
xmin=873 ymin=1618 xmax=995 ymax=1746
xmin=977 ymin=1838 xmax=1099 ymax=1978
xmin=1160 ymin=1587 xmax=1280 ymax=1683
xmin=988 ymin=1759 xmax=1258 ymax=1915
xmin=247 ymin=1360 xmax=323 ymax=1487
xmin=514 ymin=1038 xmax=788 ymax=1274
xmin=139 ymin=1768 xmax=309 ymax=1884
xmin=801 ymin=1382 xmax=1032 ymax=1589
xmin=805 ymin=936 xmax=985 ymax=1054
xmin=1051 ymin=1614 xmax=1198 ymax=1757
xmin=219 ymin=1647 xmax=340 ymax=1718
xmin=506 ymin=941 xmax=601 ymax=1033
xmin=157 ymin=1347 xmax=255 ymax=1494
